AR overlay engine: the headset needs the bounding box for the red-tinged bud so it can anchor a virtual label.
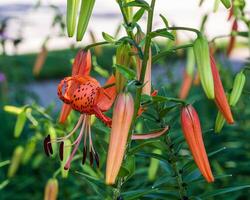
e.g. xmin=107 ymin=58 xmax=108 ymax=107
xmin=59 ymin=50 xmax=91 ymax=123
xmin=33 ymin=45 xmax=48 ymax=76
xmin=134 ymin=31 xmax=152 ymax=95
xmin=181 ymin=105 xmax=214 ymax=183
xmin=106 ymin=93 xmax=134 ymax=185
xmin=44 ymin=178 xmax=58 ymax=200
xmin=193 ymin=72 xmax=200 ymax=86
xmin=227 ymin=20 xmax=238 ymax=56
xmin=210 ymin=55 xmax=234 ymax=124
xmin=179 ymin=71 xmax=193 ymax=99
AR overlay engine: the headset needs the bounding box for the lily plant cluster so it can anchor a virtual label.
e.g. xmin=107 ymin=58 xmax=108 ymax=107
xmin=42 ymin=0 xmax=248 ymax=199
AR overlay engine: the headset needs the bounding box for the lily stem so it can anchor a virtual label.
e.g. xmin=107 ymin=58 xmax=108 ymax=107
xmin=84 ymin=41 xmax=109 ymax=51
xmin=131 ymin=0 xmax=156 ymax=128
xmin=165 ymin=134 xmax=188 ymax=200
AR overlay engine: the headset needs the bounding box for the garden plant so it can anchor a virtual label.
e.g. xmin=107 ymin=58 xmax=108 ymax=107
xmin=1 ymin=0 xmax=250 ymax=199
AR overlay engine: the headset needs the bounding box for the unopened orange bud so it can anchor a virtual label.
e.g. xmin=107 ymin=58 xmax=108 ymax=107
xmin=33 ymin=45 xmax=48 ymax=76
xmin=44 ymin=178 xmax=58 ymax=200
xmin=106 ymin=93 xmax=134 ymax=185
xmin=210 ymin=55 xmax=234 ymax=124
xmin=59 ymin=50 xmax=91 ymax=123
xmin=181 ymin=105 xmax=214 ymax=183
xmin=179 ymin=71 xmax=193 ymax=99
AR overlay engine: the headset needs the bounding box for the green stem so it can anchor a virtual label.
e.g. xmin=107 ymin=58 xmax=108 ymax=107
xmin=152 ymin=43 xmax=193 ymax=63
xmin=168 ymin=26 xmax=200 ymax=35
xmin=117 ymin=0 xmax=134 ymax=39
xmin=131 ymin=0 xmax=156 ymax=128
xmin=165 ymin=134 xmax=187 ymax=200
xmin=84 ymin=41 xmax=109 ymax=51
xmin=112 ymin=1 xmax=156 ymax=199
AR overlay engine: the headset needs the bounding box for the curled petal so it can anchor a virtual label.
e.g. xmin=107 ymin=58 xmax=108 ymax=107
xmin=131 ymin=126 xmax=169 ymax=140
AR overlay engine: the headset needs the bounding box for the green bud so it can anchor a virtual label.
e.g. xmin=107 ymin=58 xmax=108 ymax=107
xmin=14 ymin=109 xmax=27 ymax=138
xmin=148 ymin=149 xmax=162 ymax=181
xmin=44 ymin=178 xmax=58 ymax=200
xmin=220 ymin=0 xmax=232 ymax=9
xmin=186 ymin=47 xmax=195 ymax=77
xmin=215 ymin=111 xmax=226 ymax=133
xmin=76 ymin=0 xmax=95 ymax=41
xmin=22 ymin=138 xmax=37 ymax=164
xmin=123 ymin=0 xmax=133 ymax=23
xmin=229 ymin=70 xmax=246 ymax=106
xmin=115 ymin=43 xmax=131 ymax=92
xmin=193 ymin=34 xmax=214 ymax=99
xmin=7 ymin=146 xmax=24 ymax=178
xmin=48 ymin=125 xmax=57 ymax=158
xmin=61 ymin=140 xmax=72 ymax=178
xmin=67 ymin=0 xmax=80 ymax=37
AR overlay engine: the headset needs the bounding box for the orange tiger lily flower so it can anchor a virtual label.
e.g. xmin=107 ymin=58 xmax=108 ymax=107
xmin=210 ymin=54 xmax=234 ymax=124
xmin=59 ymin=49 xmax=92 ymax=123
xmin=44 ymin=70 xmax=116 ymax=169
xmin=227 ymin=19 xmax=238 ymax=56
xmin=181 ymin=105 xmax=214 ymax=183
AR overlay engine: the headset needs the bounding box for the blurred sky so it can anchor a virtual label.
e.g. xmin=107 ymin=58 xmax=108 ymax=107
xmin=0 ymin=0 xmax=249 ymax=55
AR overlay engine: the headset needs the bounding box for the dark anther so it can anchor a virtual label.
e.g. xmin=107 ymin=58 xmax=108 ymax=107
xmin=43 ymin=135 xmax=50 ymax=157
xmin=89 ymin=150 xmax=93 ymax=167
xmin=82 ymin=146 xmax=87 ymax=165
xmin=94 ymin=152 xmax=99 ymax=168
xmin=182 ymin=182 xmax=187 ymax=187
xmin=59 ymin=141 xmax=64 ymax=161
xmin=47 ymin=134 xmax=53 ymax=155
xmin=182 ymin=196 xmax=189 ymax=200
xmin=117 ymin=196 xmax=123 ymax=200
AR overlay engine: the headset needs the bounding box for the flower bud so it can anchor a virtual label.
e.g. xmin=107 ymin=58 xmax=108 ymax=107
xmin=7 ymin=146 xmax=24 ymax=178
xmin=220 ymin=0 xmax=231 ymax=8
xmin=106 ymin=93 xmax=134 ymax=185
xmin=181 ymin=105 xmax=214 ymax=182
xmin=22 ymin=138 xmax=36 ymax=164
xmin=115 ymin=43 xmax=131 ymax=93
xmin=67 ymin=0 xmax=80 ymax=37
xmin=33 ymin=45 xmax=48 ymax=76
xmin=179 ymin=70 xmax=193 ymax=99
xmin=148 ymin=149 xmax=162 ymax=181
xmin=44 ymin=178 xmax=58 ymax=200
xmin=229 ymin=70 xmax=246 ymax=106
xmin=133 ymin=31 xmax=152 ymax=95
xmin=76 ymin=0 xmax=95 ymax=41
xmin=210 ymin=55 xmax=234 ymax=124
xmin=193 ymin=34 xmax=214 ymax=99
xmin=227 ymin=20 xmax=238 ymax=56
xmin=61 ymin=140 xmax=72 ymax=178
xmin=215 ymin=111 xmax=226 ymax=133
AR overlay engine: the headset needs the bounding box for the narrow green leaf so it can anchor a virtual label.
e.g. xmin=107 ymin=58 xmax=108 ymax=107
xmin=199 ymin=185 xmax=250 ymax=198
xmin=115 ymin=64 xmax=136 ymax=80
xmin=132 ymin=7 xmax=145 ymax=23
xmin=123 ymin=0 xmax=150 ymax=10
xmin=102 ymin=32 xmax=115 ymax=43
xmin=159 ymin=14 xmax=169 ymax=28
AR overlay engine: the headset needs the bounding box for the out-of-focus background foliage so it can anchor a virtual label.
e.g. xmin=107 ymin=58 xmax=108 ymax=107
xmin=0 ymin=0 xmax=250 ymax=199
